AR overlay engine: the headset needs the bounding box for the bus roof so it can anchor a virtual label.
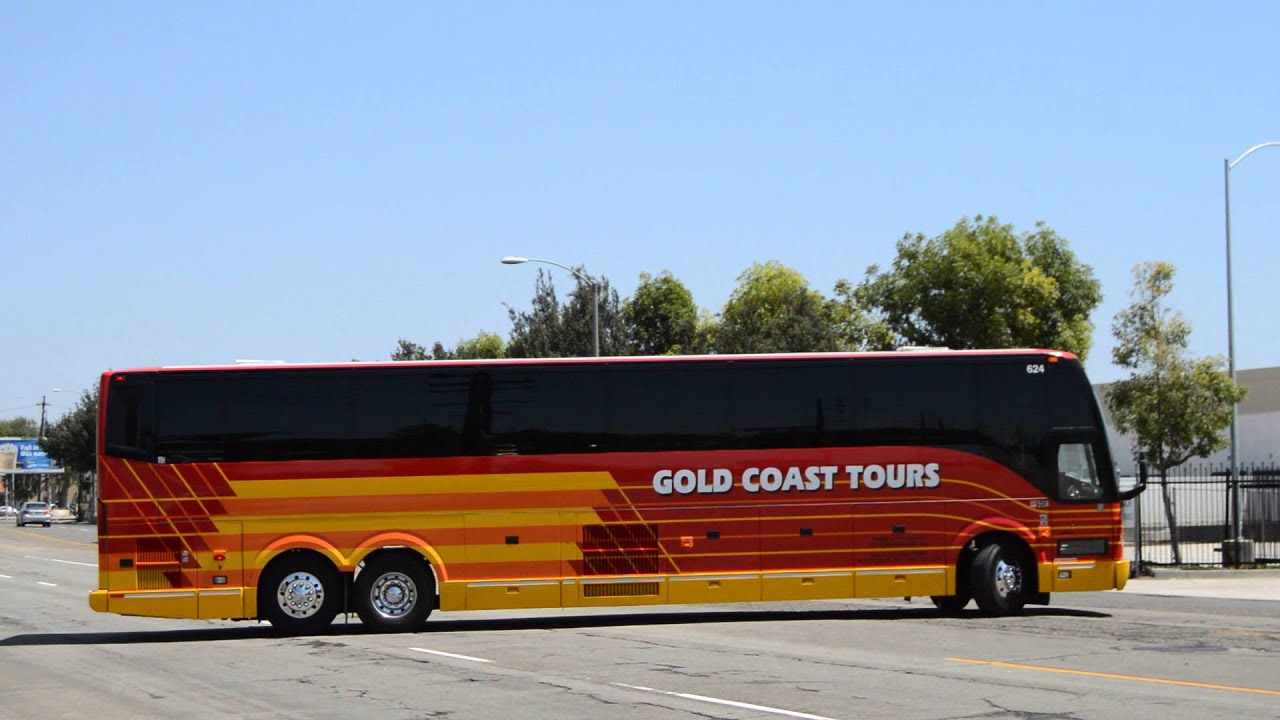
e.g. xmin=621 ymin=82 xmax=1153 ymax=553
xmin=106 ymin=348 xmax=1078 ymax=376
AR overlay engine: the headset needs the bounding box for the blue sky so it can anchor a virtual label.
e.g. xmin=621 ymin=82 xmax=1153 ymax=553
xmin=3 ymin=3 xmax=1278 ymax=422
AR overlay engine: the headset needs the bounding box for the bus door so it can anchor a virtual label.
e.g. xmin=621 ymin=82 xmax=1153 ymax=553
xmin=197 ymin=520 xmax=243 ymax=619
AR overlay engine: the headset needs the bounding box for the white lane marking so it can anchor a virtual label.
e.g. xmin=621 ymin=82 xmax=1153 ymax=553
xmin=613 ymin=683 xmax=840 ymax=720
xmin=0 ymin=574 xmax=12 ymax=579
xmin=409 ymin=647 xmax=493 ymax=664
xmin=24 ymin=555 xmax=96 ymax=568
xmin=37 ymin=581 xmax=58 ymax=587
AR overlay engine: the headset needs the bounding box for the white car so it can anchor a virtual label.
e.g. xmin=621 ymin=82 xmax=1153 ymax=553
xmin=16 ymin=501 xmax=52 ymax=527
xmin=0 ymin=505 xmax=16 ymax=518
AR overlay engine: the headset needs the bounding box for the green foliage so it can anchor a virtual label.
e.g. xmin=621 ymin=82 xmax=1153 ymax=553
xmin=391 ymin=339 xmax=429 ymax=361
xmin=392 ymin=332 xmax=504 ymax=361
xmin=856 ymin=216 xmax=1101 ymax=358
xmin=1106 ymin=261 xmax=1245 ymax=472
xmin=40 ymin=388 xmax=98 ymax=474
xmin=0 ymin=416 xmax=39 ymax=436
xmin=623 ymin=271 xmax=700 ymax=355
xmin=715 ymin=261 xmax=841 ymax=354
xmin=434 ymin=332 xmax=506 ymax=360
xmin=505 ymin=268 xmax=626 ymax=357
xmin=827 ymin=279 xmax=895 ymax=351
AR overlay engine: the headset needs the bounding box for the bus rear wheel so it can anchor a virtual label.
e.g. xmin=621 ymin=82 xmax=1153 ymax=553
xmin=970 ymin=539 xmax=1029 ymax=614
xmin=259 ymin=554 xmax=342 ymax=635
xmin=355 ymin=554 xmax=434 ymax=633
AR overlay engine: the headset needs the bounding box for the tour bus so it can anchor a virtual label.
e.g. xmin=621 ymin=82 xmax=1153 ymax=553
xmin=90 ymin=349 xmax=1141 ymax=634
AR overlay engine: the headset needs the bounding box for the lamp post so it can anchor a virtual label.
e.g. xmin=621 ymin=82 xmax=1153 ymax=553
xmin=1223 ymin=141 xmax=1279 ymax=566
xmin=502 ymin=256 xmax=601 ymax=356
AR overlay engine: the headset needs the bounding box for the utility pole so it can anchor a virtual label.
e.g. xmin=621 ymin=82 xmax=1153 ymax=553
xmin=38 ymin=395 xmax=50 ymax=437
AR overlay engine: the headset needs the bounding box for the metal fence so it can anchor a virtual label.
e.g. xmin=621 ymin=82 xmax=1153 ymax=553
xmin=1125 ymin=462 xmax=1280 ymax=569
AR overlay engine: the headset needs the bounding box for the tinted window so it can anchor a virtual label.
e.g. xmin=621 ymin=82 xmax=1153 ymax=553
xmin=349 ymin=369 xmax=469 ymax=458
xmin=155 ymin=368 xmax=470 ymax=462
xmin=974 ymin=359 xmax=1104 ymax=496
xmin=105 ymin=374 xmax=155 ymax=459
xmin=852 ymin=361 xmax=979 ymax=446
xmin=478 ymin=368 xmax=606 ymax=455
xmin=606 ymin=364 xmax=731 ymax=451
xmin=731 ymin=362 xmax=854 ymax=448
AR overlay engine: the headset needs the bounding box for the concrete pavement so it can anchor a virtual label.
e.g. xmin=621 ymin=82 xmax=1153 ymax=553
xmin=1121 ymin=568 xmax=1280 ymax=602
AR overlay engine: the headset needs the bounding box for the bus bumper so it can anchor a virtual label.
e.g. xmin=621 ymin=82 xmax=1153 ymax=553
xmin=88 ymin=588 xmax=245 ymax=619
xmin=1050 ymin=559 xmax=1130 ymax=592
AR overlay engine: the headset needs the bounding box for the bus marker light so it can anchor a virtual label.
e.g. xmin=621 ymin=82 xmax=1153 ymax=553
xmin=213 ymin=551 xmax=226 ymax=562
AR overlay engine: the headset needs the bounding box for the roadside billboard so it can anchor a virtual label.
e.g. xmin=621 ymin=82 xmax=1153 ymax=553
xmin=0 ymin=438 xmax=55 ymax=471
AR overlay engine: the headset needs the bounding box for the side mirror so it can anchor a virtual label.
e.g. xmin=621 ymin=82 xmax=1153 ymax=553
xmin=1117 ymin=452 xmax=1148 ymax=501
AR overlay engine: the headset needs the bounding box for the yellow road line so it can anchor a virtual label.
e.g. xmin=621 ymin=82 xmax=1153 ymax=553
xmin=3 ymin=531 xmax=97 ymax=549
xmin=949 ymin=658 xmax=1280 ymax=697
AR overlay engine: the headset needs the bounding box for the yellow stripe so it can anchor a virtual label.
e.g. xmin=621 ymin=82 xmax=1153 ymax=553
xmin=227 ymin=472 xmax=619 ymax=498
xmin=949 ymin=658 xmax=1280 ymax=697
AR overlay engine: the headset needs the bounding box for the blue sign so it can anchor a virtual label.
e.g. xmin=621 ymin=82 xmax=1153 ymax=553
xmin=0 ymin=438 xmax=55 ymax=470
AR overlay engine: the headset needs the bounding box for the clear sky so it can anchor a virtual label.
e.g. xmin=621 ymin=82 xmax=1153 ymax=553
xmin=3 ymin=2 xmax=1278 ymax=423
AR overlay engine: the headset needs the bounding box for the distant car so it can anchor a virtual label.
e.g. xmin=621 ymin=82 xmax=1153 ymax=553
xmin=0 ymin=505 xmax=16 ymax=518
xmin=16 ymin=501 xmax=52 ymax=527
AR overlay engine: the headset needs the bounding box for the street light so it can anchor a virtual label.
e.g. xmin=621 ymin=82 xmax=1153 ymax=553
xmin=1223 ymin=141 xmax=1279 ymax=565
xmin=502 ymin=256 xmax=601 ymax=356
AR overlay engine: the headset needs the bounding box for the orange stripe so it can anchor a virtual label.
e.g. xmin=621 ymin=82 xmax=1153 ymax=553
xmin=950 ymin=658 xmax=1280 ymax=697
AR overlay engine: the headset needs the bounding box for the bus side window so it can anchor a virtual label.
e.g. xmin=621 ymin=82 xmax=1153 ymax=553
xmin=1057 ymin=443 xmax=1102 ymax=501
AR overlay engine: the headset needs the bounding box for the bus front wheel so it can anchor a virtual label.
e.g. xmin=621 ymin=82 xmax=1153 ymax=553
xmin=355 ymin=554 xmax=434 ymax=633
xmin=970 ymin=539 xmax=1029 ymax=614
xmin=259 ymin=554 xmax=342 ymax=635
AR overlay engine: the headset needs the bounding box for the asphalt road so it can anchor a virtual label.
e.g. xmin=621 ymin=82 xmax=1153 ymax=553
xmin=1 ymin=523 xmax=1277 ymax=720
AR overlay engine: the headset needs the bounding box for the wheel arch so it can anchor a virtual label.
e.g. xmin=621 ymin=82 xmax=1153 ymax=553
xmin=350 ymin=532 xmax=447 ymax=584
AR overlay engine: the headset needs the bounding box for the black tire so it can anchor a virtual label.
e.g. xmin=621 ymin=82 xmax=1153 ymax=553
xmin=970 ymin=539 xmax=1030 ymax=614
xmin=355 ymin=554 xmax=435 ymax=633
xmin=930 ymin=594 xmax=971 ymax=613
xmin=43 ymin=523 xmax=51 ymax=528
xmin=258 ymin=554 xmax=343 ymax=635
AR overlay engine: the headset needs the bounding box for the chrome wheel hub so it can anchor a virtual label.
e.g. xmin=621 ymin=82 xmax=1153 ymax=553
xmin=278 ymin=571 xmax=325 ymax=618
xmin=994 ymin=559 xmax=1022 ymax=597
xmin=370 ymin=572 xmax=418 ymax=619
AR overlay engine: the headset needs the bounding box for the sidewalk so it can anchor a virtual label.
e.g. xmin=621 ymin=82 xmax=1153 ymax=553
xmin=1120 ymin=568 xmax=1280 ymax=602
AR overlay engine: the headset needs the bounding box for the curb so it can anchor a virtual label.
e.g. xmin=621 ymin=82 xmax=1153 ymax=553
xmin=1147 ymin=567 xmax=1280 ymax=580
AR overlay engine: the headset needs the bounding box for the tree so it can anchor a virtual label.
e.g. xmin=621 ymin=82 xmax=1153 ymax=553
xmin=623 ymin=271 xmax=700 ymax=355
xmin=856 ymin=216 xmax=1102 ymax=358
xmin=41 ymin=388 xmax=97 ymax=474
xmin=827 ymin=279 xmax=895 ymax=351
xmin=1105 ymin=262 xmax=1245 ymax=564
xmin=0 ymin=417 xmax=39 ymax=436
xmin=715 ymin=261 xmax=840 ymax=354
xmin=392 ymin=333 xmax=506 ymax=361
xmin=505 ymin=269 xmax=626 ymax=358
xmin=40 ymin=387 xmax=99 ymax=515
xmin=391 ymin=339 xmax=429 ymax=361
xmin=435 ymin=332 xmax=506 ymax=360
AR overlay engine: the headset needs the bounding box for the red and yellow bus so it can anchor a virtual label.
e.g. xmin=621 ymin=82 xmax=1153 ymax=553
xmin=90 ymin=349 xmax=1138 ymax=634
